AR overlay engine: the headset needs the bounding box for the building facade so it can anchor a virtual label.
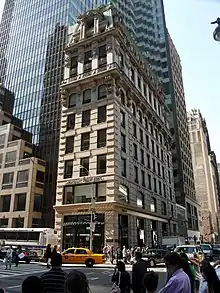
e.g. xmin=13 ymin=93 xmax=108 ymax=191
xmin=0 ymin=85 xmax=46 ymax=228
xmin=188 ymin=109 xmax=219 ymax=242
xmin=113 ymin=0 xmax=199 ymax=238
xmin=0 ymin=0 xmax=107 ymax=226
xmin=55 ymin=6 xmax=177 ymax=251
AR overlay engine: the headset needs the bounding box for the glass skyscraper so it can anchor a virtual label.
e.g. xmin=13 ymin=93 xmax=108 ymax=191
xmin=0 ymin=0 xmax=107 ymax=226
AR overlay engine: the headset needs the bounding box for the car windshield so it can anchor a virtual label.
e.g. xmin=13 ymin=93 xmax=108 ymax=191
xmin=200 ymin=245 xmax=211 ymax=250
xmin=213 ymin=245 xmax=220 ymax=248
xmin=176 ymin=247 xmax=195 ymax=253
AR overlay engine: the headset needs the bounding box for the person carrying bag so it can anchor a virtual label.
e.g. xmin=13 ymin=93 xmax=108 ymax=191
xmin=111 ymin=261 xmax=130 ymax=293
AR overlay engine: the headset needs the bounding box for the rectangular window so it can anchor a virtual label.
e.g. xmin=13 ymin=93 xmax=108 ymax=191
xmin=134 ymin=166 xmax=139 ymax=183
xmin=81 ymin=132 xmax=90 ymax=151
xmin=97 ymin=129 xmax=106 ymax=148
xmin=167 ymin=155 xmax=170 ymax=167
xmin=147 ymin=154 xmax=151 ymax=169
xmin=140 ymin=149 xmax=144 ymax=165
xmin=17 ymin=170 xmax=29 ymax=183
xmin=139 ymin=129 xmax=143 ymax=143
xmin=137 ymin=75 xmax=141 ymax=88
xmin=99 ymin=45 xmax=107 ymax=59
xmin=121 ymin=133 xmax=126 ymax=152
xmin=131 ymin=68 xmax=135 ymax=82
xmin=151 ymin=140 xmax=155 ymax=153
xmin=141 ymin=170 xmax=145 ymax=187
xmin=162 ymin=202 xmax=167 ymax=215
xmin=32 ymin=218 xmax=41 ymax=228
xmin=3 ymin=172 xmax=14 ymax=186
xmin=150 ymin=198 xmax=157 ymax=213
xmin=152 ymin=158 xmax=156 ymax=172
xmin=63 ymin=186 xmax=74 ymax=204
xmin=14 ymin=193 xmax=26 ymax=211
xmin=148 ymin=174 xmax=152 ymax=190
xmin=5 ymin=151 xmax=16 ymax=163
xmin=154 ymin=178 xmax=157 ymax=193
xmin=156 ymin=145 xmax=160 ymax=158
xmin=97 ymin=155 xmax=107 ymax=174
xmin=146 ymin=135 xmax=149 ymax=148
xmin=161 ymin=149 xmax=164 ymax=161
xmin=119 ymin=184 xmax=129 ymax=202
xmin=121 ymin=157 xmax=126 ymax=177
xmin=133 ymin=123 xmax=137 ymax=137
xmin=0 ymin=218 xmax=8 ymax=227
xmin=36 ymin=171 xmax=44 ymax=182
xmin=82 ymin=110 xmax=90 ymax=127
xmin=84 ymin=50 xmax=92 ymax=64
xmin=80 ymin=158 xmax=89 ymax=176
xmin=64 ymin=160 xmax=73 ymax=179
xmin=98 ymin=106 xmax=106 ymax=123
xmin=133 ymin=143 xmax=138 ymax=160
xmin=83 ymin=89 xmax=91 ymax=104
xmin=137 ymin=192 xmax=144 ymax=208
xmin=162 ymin=166 xmax=165 ymax=179
xmin=163 ymin=184 xmax=167 ymax=197
xmin=33 ymin=194 xmax=42 ymax=212
xmin=12 ymin=218 xmax=24 ymax=228
xmin=67 ymin=114 xmax=75 ymax=131
xmin=159 ymin=181 xmax=162 ymax=195
xmin=121 ymin=111 xmax=125 ymax=128
xmin=0 ymin=195 xmax=11 ymax=212
xmin=150 ymin=123 xmax=154 ymax=135
xmin=98 ymin=85 xmax=107 ymax=100
xmin=157 ymin=162 xmax=161 ymax=176
xmin=65 ymin=136 xmax=74 ymax=154
xmin=96 ymin=182 xmax=107 ymax=202
xmin=0 ymin=134 xmax=5 ymax=145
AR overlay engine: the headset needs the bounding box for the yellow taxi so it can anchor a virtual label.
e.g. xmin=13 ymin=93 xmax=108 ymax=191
xmin=175 ymin=245 xmax=204 ymax=263
xmin=61 ymin=248 xmax=105 ymax=267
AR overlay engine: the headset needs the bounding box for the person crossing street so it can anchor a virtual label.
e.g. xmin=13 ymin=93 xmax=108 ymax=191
xmin=4 ymin=246 xmax=13 ymax=270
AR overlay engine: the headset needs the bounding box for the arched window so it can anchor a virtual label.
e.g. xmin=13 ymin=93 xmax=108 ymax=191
xmin=138 ymin=110 xmax=143 ymax=124
xmin=98 ymin=84 xmax=107 ymax=100
xmin=83 ymin=89 xmax=91 ymax=104
xmin=68 ymin=93 xmax=76 ymax=108
xmin=120 ymin=90 xmax=125 ymax=106
xmin=132 ymin=103 xmax=136 ymax=117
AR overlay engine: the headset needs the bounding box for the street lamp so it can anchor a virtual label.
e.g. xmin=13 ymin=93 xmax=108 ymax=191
xmin=211 ymin=18 xmax=220 ymax=42
xmin=79 ymin=165 xmax=95 ymax=251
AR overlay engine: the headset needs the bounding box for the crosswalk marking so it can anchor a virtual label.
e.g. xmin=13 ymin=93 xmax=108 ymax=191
xmin=0 ymin=265 xmax=47 ymax=279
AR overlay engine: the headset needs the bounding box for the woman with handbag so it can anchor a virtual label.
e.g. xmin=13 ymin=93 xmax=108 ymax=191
xmin=111 ymin=261 xmax=130 ymax=293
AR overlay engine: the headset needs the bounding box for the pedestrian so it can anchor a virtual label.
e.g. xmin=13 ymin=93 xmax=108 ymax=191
xmin=41 ymin=252 xmax=66 ymax=293
xmin=22 ymin=276 xmax=42 ymax=293
xmin=0 ymin=289 xmax=5 ymax=293
xmin=112 ymin=261 xmax=131 ymax=293
xmin=158 ymin=252 xmax=191 ymax=293
xmin=5 ymin=245 xmax=13 ymax=270
xmin=122 ymin=246 xmax=127 ymax=264
xmin=45 ymin=244 xmax=52 ymax=268
xmin=52 ymin=245 xmax=58 ymax=255
xmin=103 ymin=245 xmax=108 ymax=262
xmin=65 ymin=270 xmax=89 ymax=293
xmin=199 ymin=261 xmax=220 ymax=293
xmin=143 ymin=271 xmax=158 ymax=293
xmin=15 ymin=245 xmax=22 ymax=267
xmin=179 ymin=253 xmax=195 ymax=293
xmin=132 ymin=251 xmax=149 ymax=293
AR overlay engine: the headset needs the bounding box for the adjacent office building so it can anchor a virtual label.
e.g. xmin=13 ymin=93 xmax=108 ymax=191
xmin=0 ymin=85 xmax=46 ymax=228
xmin=55 ymin=5 xmax=177 ymax=250
xmin=0 ymin=0 xmax=107 ymax=226
xmin=188 ymin=109 xmax=219 ymax=242
xmin=114 ymin=0 xmax=199 ymax=238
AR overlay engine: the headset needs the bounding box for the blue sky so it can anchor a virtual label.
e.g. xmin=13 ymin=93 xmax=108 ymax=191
xmin=164 ymin=0 xmax=220 ymax=159
xmin=0 ymin=0 xmax=220 ymax=158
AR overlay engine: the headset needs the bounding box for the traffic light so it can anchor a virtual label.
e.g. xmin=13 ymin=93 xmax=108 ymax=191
xmin=92 ymin=212 xmax=98 ymax=222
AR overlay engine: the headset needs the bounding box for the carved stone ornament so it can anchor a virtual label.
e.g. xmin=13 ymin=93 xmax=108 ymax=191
xmin=65 ymin=55 xmax=71 ymax=68
xmin=106 ymin=83 xmax=113 ymax=94
xmin=106 ymin=42 xmax=113 ymax=53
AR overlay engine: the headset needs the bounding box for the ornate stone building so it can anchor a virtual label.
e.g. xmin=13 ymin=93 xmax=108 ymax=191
xmin=54 ymin=5 xmax=177 ymax=251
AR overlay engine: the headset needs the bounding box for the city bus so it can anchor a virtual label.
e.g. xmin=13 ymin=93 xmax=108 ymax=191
xmin=0 ymin=228 xmax=58 ymax=256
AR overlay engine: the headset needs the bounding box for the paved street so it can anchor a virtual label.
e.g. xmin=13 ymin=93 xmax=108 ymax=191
xmin=0 ymin=263 xmax=167 ymax=293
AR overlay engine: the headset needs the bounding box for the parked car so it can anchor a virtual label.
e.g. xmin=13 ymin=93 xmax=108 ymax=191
xmin=212 ymin=244 xmax=220 ymax=259
xmin=175 ymin=245 xmax=204 ymax=263
xmin=61 ymin=247 xmax=105 ymax=267
xmin=200 ymin=244 xmax=213 ymax=260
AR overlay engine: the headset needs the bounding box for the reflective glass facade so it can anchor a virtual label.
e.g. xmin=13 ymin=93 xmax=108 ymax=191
xmin=0 ymin=0 xmax=107 ymax=226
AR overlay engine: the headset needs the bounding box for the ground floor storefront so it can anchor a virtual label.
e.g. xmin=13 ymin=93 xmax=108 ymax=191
xmin=55 ymin=203 xmax=177 ymax=252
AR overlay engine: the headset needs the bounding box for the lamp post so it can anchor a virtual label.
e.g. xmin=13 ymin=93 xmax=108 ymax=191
xmin=211 ymin=18 xmax=220 ymax=42
xmin=79 ymin=165 xmax=95 ymax=251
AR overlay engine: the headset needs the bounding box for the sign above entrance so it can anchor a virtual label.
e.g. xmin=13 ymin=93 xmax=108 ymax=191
xmin=66 ymin=176 xmax=104 ymax=185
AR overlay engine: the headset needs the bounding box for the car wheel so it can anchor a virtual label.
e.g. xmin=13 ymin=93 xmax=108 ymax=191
xmin=149 ymin=259 xmax=156 ymax=268
xmin=85 ymin=259 xmax=95 ymax=267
